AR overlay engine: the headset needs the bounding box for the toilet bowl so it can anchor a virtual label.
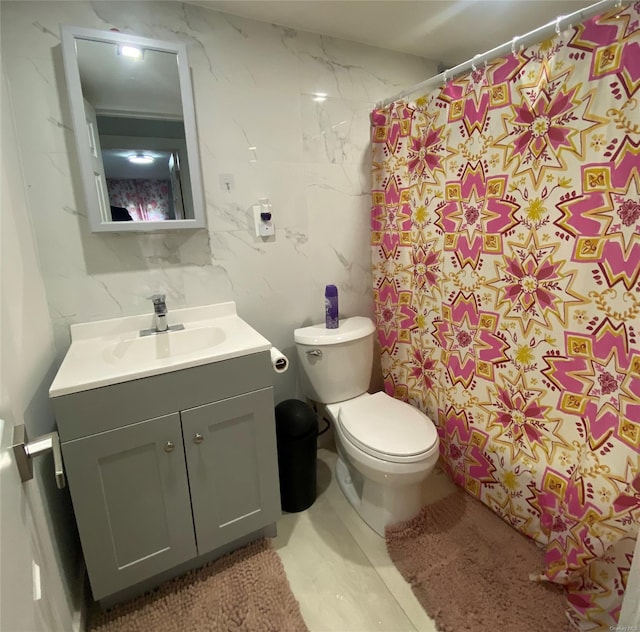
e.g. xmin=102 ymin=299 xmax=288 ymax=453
xmin=294 ymin=317 xmax=440 ymax=536
xmin=327 ymin=392 xmax=439 ymax=535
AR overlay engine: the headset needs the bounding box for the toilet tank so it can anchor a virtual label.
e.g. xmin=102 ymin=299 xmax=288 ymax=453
xmin=294 ymin=317 xmax=376 ymax=404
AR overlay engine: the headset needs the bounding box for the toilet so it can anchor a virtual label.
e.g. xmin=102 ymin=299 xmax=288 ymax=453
xmin=294 ymin=316 xmax=440 ymax=536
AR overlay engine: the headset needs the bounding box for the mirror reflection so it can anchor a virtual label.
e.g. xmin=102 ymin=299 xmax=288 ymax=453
xmin=76 ymin=39 xmax=191 ymax=224
xmin=102 ymin=147 xmax=185 ymax=222
xmin=61 ymin=26 xmax=205 ymax=232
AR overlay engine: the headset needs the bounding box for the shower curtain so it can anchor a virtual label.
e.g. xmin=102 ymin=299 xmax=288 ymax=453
xmin=371 ymin=5 xmax=639 ymax=629
xmin=107 ymin=178 xmax=174 ymax=221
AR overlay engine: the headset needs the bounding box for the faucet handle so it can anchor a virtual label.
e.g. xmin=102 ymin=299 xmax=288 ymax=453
xmin=149 ymin=294 xmax=167 ymax=316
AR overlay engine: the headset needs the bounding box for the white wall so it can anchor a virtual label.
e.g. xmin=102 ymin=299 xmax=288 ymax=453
xmin=0 ymin=69 xmax=79 ymax=630
xmin=1 ymin=0 xmax=436 ymax=403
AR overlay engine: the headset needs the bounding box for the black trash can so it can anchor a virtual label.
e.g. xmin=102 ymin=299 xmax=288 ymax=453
xmin=274 ymin=399 xmax=318 ymax=512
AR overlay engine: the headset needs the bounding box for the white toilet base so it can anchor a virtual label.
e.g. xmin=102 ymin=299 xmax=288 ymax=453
xmin=335 ymin=455 xmax=425 ymax=537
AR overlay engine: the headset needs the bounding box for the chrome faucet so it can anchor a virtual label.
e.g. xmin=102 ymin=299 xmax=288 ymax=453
xmin=140 ymin=294 xmax=184 ymax=337
xmin=151 ymin=294 xmax=169 ymax=332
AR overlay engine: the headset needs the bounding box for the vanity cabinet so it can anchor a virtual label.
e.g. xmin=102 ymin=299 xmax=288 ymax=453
xmin=61 ymin=413 xmax=197 ymax=600
xmin=52 ymin=352 xmax=281 ymax=603
xmin=182 ymin=388 xmax=280 ymax=554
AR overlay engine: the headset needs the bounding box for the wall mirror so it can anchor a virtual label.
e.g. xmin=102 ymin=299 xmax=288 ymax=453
xmin=61 ymin=26 xmax=206 ymax=232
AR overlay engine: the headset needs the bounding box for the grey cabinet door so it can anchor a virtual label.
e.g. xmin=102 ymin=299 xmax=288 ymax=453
xmin=182 ymin=388 xmax=281 ymax=554
xmin=61 ymin=413 xmax=197 ymax=600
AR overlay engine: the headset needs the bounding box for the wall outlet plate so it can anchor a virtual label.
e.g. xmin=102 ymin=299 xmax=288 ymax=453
xmin=258 ymin=221 xmax=274 ymax=237
xmin=253 ymin=204 xmax=275 ymax=237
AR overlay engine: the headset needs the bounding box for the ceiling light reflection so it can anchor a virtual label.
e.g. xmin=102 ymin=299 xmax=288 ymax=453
xmin=128 ymin=153 xmax=154 ymax=164
xmin=118 ymin=45 xmax=143 ymax=59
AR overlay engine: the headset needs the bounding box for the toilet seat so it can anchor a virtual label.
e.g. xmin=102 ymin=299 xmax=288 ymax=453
xmin=337 ymin=392 xmax=439 ymax=463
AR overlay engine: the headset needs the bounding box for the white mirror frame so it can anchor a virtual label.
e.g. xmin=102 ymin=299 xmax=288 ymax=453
xmin=60 ymin=25 xmax=206 ymax=232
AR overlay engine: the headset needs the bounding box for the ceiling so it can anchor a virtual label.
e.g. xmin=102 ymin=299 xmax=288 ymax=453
xmin=188 ymin=0 xmax=597 ymax=64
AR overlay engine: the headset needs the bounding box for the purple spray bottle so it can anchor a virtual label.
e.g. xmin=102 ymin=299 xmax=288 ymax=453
xmin=324 ymin=284 xmax=339 ymax=329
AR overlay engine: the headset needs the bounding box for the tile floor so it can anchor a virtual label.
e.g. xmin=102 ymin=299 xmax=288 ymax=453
xmin=273 ymin=446 xmax=458 ymax=632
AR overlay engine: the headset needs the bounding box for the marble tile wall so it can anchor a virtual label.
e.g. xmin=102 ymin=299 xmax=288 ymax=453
xmin=1 ymin=1 xmax=436 ymax=401
xmin=1 ymin=68 xmax=78 ymax=631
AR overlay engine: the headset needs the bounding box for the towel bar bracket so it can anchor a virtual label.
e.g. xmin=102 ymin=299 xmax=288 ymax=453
xmin=12 ymin=424 xmax=66 ymax=489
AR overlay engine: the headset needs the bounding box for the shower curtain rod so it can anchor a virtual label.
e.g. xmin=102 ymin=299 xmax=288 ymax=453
xmin=374 ymin=0 xmax=625 ymax=109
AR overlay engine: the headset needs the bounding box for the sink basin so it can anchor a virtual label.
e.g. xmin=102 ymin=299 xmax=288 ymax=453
xmin=49 ymin=302 xmax=271 ymax=397
xmin=103 ymin=326 xmax=227 ymax=365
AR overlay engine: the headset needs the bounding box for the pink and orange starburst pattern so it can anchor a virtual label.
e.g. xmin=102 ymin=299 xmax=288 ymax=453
xmin=371 ymin=5 xmax=639 ymax=630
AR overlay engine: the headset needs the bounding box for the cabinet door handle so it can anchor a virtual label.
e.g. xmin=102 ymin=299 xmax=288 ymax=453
xmin=193 ymin=433 xmax=204 ymax=444
xmin=164 ymin=441 xmax=175 ymax=453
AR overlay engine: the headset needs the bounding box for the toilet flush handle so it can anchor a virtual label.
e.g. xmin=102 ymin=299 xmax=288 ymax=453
xmin=306 ymin=349 xmax=323 ymax=358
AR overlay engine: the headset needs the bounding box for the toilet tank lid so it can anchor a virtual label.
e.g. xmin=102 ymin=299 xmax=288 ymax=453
xmin=294 ymin=316 xmax=375 ymax=346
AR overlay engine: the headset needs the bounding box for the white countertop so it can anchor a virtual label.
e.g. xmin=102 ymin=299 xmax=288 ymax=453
xmin=49 ymin=302 xmax=271 ymax=397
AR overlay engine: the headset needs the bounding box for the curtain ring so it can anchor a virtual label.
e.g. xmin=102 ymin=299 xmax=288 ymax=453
xmin=443 ymin=69 xmax=448 ymax=85
xmin=555 ymin=16 xmax=563 ymax=36
xmin=472 ymin=54 xmax=480 ymax=72
xmin=511 ymin=36 xmax=519 ymax=57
